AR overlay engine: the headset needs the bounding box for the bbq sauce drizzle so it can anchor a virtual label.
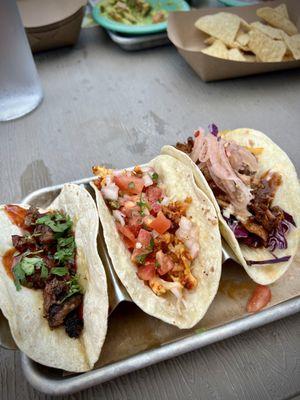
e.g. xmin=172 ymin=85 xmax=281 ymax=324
xmin=4 ymin=205 xmax=83 ymax=339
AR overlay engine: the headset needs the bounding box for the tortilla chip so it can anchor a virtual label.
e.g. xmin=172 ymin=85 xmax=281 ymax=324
xmin=201 ymin=39 xmax=228 ymax=60
xmin=228 ymin=48 xmax=246 ymax=61
xmin=248 ymin=30 xmax=286 ymax=62
xmin=240 ymin=18 xmax=251 ymax=31
xmin=274 ymin=4 xmax=289 ymax=19
xmin=251 ymin=21 xmax=283 ymax=40
xmin=256 ymin=7 xmax=298 ymax=36
xmin=204 ymin=36 xmax=215 ymax=45
xmin=244 ymin=54 xmax=256 ymax=62
xmin=236 ymin=30 xmax=250 ymax=47
xmin=281 ymin=33 xmax=300 ymax=60
xmin=195 ymin=12 xmax=241 ymax=46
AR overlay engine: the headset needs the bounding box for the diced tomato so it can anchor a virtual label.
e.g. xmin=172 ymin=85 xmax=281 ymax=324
xmin=156 ymin=250 xmax=174 ymax=275
xmin=149 ymin=211 xmax=171 ymax=235
xmin=247 ymin=285 xmax=271 ymax=313
xmin=137 ymin=261 xmax=156 ymax=281
xmin=150 ymin=202 xmax=162 ymax=216
xmin=114 ymin=175 xmax=144 ymax=195
xmin=128 ymin=214 xmax=143 ymax=237
xmin=116 ymin=223 xmax=136 ymax=247
xmin=146 ymin=186 xmax=162 ymax=203
xmin=131 ymin=229 xmax=152 ymax=263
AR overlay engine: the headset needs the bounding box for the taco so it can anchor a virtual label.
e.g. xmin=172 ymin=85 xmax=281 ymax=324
xmin=0 ymin=184 xmax=108 ymax=372
xmin=162 ymin=127 xmax=300 ymax=285
xmin=91 ymin=155 xmax=222 ymax=329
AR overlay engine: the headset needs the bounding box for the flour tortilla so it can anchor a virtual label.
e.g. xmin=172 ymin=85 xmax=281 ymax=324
xmin=92 ymin=155 xmax=222 ymax=329
xmin=0 ymin=184 xmax=108 ymax=372
xmin=161 ymin=129 xmax=300 ymax=285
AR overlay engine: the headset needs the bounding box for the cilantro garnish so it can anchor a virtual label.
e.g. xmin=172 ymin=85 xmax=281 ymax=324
xmin=128 ymin=182 xmax=135 ymax=189
xmin=54 ymin=236 xmax=76 ymax=263
xmin=109 ymin=200 xmax=120 ymax=209
xmin=59 ymin=275 xmax=82 ymax=303
xmin=51 ymin=267 xmax=68 ymax=276
xmin=155 ymin=261 xmax=160 ymax=269
xmin=36 ymin=212 xmax=72 ymax=234
xmin=152 ymin=172 xmax=159 ymax=181
xmin=135 ymin=253 xmax=148 ymax=265
xmin=149 ymin=237 xmax=154 ymax=251
xmin=137 ymin=195 xmax=150 ymax=216
xmin=13 ymin=256 xmax=45 ymax=291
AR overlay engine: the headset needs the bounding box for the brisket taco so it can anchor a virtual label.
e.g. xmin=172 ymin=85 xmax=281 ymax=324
xmin=162 ymin=127 xmax=300 ymax=285
xmin=91 ymin=155 xmax=222 ymax=329
xmin=0 ymin=184 xmax=108 ymax=372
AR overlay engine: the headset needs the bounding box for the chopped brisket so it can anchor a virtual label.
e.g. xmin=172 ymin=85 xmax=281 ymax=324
xmin=175 ymin=137 xmax=194 ymax=154
xmin=48 ymin=294 xmax=83 ymax=328
xmin=64 ymin=310 xmax=84 ymax=338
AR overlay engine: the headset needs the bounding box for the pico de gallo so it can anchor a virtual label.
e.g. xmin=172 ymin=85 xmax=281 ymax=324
xmin=93 ymin=165 xmax=200 ymax=311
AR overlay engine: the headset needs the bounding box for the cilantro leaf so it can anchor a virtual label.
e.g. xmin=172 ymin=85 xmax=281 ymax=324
xmin=54 ymin=236 xmax=75 ymax=263
xmin=36 ymin=213 xmax=72 ymax=234
xmin=135 ymin=253 xmax=148 ymax=265
xmin=51 ymin=267 xmax=68 ymax=276
xmin=12 ymin=262 xmax=25 ymax=291
xmin=12 ymin=256 xmax=45 ymax=291
xmin=149 ymin=237 xmax=154 ymax=251
xmin=40 ymin=264 xmax=49 ymax=279
xmin=152 ymin=172 xmax=159 ymax=181
xmin=59 ymin=275 xmax=82 ymax=303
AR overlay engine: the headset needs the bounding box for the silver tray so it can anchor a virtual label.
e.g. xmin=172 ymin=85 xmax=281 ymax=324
xmin=1 ymin=177 xmax=299 ymax=395
xmin=107 ymin=30 xmax=169 ymax=51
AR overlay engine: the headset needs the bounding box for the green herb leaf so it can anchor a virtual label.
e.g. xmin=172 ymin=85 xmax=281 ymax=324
xmin=54 ymin=236 xmax=75 ymax=263
xmin=155 ymin=261 xmax=160 ymax=269
xmin=149 ymin=237 xmax=154 ymax=251
xmin=152 ymin=172 xmax=159 ymax=181
xmin=12 ymin=262 xmax=25 ymax=291
xmin=40 ymin=264 xmax=49 ymax=279
xmin=135 ymin=253 xmax=148 ymax=265
xmin=109 ymin=200 xmax=120 ymax=210
xmin=128 ymin=182 xmax=135 ymax=189
xmin=36 ymin=212 xmax=72 ymax=234
xmin=12 ymin=256 xmax=45 ymax=291
xmin=59 ymin=275 xmax=82 ymax=303
xmin=51 ymin=266 xmax=68 ymax=276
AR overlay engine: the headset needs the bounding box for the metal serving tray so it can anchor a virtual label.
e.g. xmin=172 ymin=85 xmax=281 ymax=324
xmin=0 ymin=176 xmax=299 ymax=395
xmin=107 ymin=30 xmax=169 ymax=51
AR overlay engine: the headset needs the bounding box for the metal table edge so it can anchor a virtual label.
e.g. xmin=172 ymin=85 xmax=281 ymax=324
xmin=21 ymin=296 xmax=300 ymax=396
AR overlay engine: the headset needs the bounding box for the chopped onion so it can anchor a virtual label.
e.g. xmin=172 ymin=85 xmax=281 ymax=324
xmin=141 ymin=166 xmax=154 ymax=174
xmin=101 ymin=183 xmax=119 ymax=201
xmin=160 ymin=197 xmax=169 ymax=206
xmin=112 ymin=210 xmax=125 ymax=226
xmin=143 ymin=174 xmax=153 ymax=187
xmin=176 ymin=216 xmax=199 ymax=259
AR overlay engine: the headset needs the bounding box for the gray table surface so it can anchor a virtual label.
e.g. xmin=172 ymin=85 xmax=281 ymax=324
xmin=1 ymin=1 xmax=300 ymax=398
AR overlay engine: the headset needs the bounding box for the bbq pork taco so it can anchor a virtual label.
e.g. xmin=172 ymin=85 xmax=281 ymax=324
xmin=162 ymin=127 xmax=300 ymax=285
xmin=91 ymin=155 xmax=222 ymax=329
xmin=0 ymin=184 xmax=108 ymax=372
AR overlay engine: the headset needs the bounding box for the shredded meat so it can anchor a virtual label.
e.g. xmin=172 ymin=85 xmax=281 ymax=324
xmin=44 ymin=278 xmax=82 ymax=329
xmin=64 ymin=310 xmax=84 ymax=338
xmin=175 ymin=137 xmax=194 ymax=154
xmin=249 ymin=172 xmax=283 ymax=233
xmin=242 ymin=218 xmax=268 ymax=244
xmin=34 ymin=224 xmax=55 ymax=245
xmin=12 ymin=235 xmax=36 ymax=253
xmin=24 ymin=207 xmax=43 ymax=230
xmin=48 ymin=295 xmax=83 ymax=328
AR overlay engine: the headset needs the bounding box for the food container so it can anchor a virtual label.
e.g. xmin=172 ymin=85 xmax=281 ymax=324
xmin=17 ymin=0 xmax=87 ymax=52
xmin=167 ymin=0 xmax=300 ymax=81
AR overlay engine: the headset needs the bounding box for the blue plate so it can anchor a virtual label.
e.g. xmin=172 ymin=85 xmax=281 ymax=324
xmin=92 ymin=0 xmax=190 ymax=35
xmin=218 ymin=0 xmax=260 ymax=6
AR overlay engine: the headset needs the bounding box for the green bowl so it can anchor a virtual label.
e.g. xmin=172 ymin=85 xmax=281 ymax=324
xmin=92 ymin=0 xmax=190 ymax=35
